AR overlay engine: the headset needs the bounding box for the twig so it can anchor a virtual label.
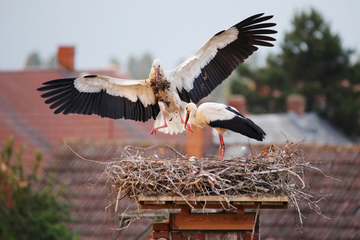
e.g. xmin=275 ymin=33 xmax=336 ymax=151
xmin=63 ymin=139 xmax=107 ymax=165
xmin=288 ymin=170 xmax=305 ymax=189
xmin=251 ymin=204 xmax=260 ymax=240
xmin=115 ymin=187 xmax=122 ymax=212
xmin=166 ymin=144 xmax=187 ymax=158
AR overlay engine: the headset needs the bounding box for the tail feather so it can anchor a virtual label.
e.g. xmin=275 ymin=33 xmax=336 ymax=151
xmin=242 ymin=117 xmax=266 ymax=141
xmin=209 ymin=116 xmax=266 ymax=141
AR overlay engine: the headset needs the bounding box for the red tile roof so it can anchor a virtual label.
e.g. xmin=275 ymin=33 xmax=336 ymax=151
xmin=45 ymin=142 xmax=360 ymax=240
xmin=44 ymin=140 xmax=185 ymax=240
xmin=0 ymin=68 xmax=186 ymax=173
xmin=261 ymin=145 xmax=360 ymax=240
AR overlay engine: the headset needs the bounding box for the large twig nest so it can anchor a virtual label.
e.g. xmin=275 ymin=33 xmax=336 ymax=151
xmin=102 ymin=142 xmax=330 ymax=224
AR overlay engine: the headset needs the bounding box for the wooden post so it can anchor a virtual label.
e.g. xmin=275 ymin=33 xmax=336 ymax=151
xmin=143 ymin=195 xmax=288 ymax=240
xmin=170 ymin=212 xmax=255 ymax=230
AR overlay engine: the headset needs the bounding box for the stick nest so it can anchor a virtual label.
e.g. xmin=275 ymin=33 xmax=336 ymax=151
xmin=103 ymin=142 xmax=328 ymax=223
xmin=150 ymin=72 xmax=171 ymax=106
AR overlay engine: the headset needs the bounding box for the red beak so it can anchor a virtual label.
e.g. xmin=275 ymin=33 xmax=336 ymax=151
xmin=184 ymin=111 xmax=190 ymax=129
xmin=184 ymin=111 xmax=193 ymax=132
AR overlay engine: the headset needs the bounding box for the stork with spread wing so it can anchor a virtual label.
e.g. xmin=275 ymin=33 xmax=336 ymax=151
xmin=37 ymin=13 xmax=276 ymax=135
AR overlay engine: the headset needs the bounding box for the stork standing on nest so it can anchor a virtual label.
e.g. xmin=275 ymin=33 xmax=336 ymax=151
xmin=184 ymin=102 xmax=265 ymax=160
xmin=37 ymin=13 xmax=276 ymax=135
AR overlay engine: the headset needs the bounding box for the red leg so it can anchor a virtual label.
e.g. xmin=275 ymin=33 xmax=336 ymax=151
xmin=218 ymin=133 xmax=226 ymax=160
xmin=177 ymin=106 xmax=185 ymax=123
xmin=150 ymin=109 xmax=168 ymax=135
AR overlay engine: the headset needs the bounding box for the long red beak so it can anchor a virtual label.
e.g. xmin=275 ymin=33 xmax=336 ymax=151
xmin=184 ymin=111 xmax=190 ymax=129
xmin=184 ymin=111 xmax=193 ymax=133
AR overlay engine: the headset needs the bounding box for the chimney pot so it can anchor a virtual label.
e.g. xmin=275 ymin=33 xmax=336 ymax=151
xmin=227 ymin=95 xmax=248 ymax=115
xmin=286 ymin=94 xmax=306 ymax=116
xmin=57 ymin=46 xmax=75 ymax=72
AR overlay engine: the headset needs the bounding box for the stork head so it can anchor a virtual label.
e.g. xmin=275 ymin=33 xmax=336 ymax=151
xmin=151 ymin=59 xmax=163 ymax=81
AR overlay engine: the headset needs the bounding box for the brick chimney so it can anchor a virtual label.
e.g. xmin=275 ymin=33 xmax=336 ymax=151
xmin=286 ymin=94 xmax=306 ymax=116
xmin=57 ymin=46 xmax=75 ymax=71
xmin=227 ymin=95 xmax=248 ymax=115
xmin=186 ymin=126 xmax=204 ymax=158
xmin=186 ymin=125 xmax=213 ymax=159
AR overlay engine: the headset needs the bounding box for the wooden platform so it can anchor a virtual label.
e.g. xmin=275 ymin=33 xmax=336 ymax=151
xmin=137 ymin=195 xmax=289 ymax=210
xmin=139 ymin=195 xmax=289 ymax=231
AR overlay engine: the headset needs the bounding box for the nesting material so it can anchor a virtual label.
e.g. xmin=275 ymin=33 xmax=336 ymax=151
xmin=149 ymin=71 xmax=171 ymax=106
xmin=103 ymin=143 xmax=328 ymax=224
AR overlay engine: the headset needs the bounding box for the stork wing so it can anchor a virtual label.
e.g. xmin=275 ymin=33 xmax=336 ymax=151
xmin=171 ymin=13 xmax=277 ymax=103
xmin=37 ymin=75 xmax=160 ymax=122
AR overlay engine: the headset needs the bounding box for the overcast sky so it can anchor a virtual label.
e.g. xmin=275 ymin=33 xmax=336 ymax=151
xmin=0 ymin=0 xmax=359 ymax=72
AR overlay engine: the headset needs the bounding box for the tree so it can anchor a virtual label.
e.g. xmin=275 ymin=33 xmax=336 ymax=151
xmin=0 ymin=137 xmax=79 ymax=240
xmin=137 ymin=53 xmax=153 ymax=79
xmin=25 ymin=52 xmax=42 ymax=67
xmin=279 ymin=9 xmax=353 ymax=106
xmin=126 ymin=53 xmax=154 ymax=79
xmin=43 ymin=55 xmax=57 ymax=69
xmin=283 ymin=9 xmax=350 ymax=81
xmin=110 ymin=57 xmax=120 ymax=69
xmin=230 ymin=58 xmax=292 ymax=113
xmin=230 ymin=8 xmax=360 ymax=137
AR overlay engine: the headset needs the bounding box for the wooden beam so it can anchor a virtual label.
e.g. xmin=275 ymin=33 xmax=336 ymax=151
xmin=153 ymin=222 xmax=170 ymax=231
xmin=138 ymin=195 xmax=288 ymax=202
xmin=170 ymin=213 xmax=255 ymax=230
xmin=138 ymin=203 xmax=287 ymax=210
xmin=137 ymin=195 xmax=289 ymax=210
xmin=236 ymin=209 xmax=245 ymax=214
xmin=181 ymin=207 xmax=191 ymax=214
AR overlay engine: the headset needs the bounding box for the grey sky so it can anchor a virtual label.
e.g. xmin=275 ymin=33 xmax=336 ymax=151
xmin=0 ymin=0 xmax=359 ymax=71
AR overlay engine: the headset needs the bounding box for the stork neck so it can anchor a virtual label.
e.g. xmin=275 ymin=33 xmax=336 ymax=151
xmin=189 ymin=109 xmax=198 ymax=125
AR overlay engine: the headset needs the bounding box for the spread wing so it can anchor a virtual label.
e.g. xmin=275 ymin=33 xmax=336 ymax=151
xmin=170 ymin=13 xmax=277 ymax=103
xmin=37 ymin=75 xmax=160 ymax=122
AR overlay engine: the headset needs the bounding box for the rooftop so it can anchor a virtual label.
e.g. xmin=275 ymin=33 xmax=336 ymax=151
xmin=216 ymin=112 xmax=354 ymax=159
xmin=45 ymin=141 xmax=360 ymax=240
xmin=43 ymin=140 xmax=185 ymax=240
xmin=262 ymin=145 xmax=360 ymax=240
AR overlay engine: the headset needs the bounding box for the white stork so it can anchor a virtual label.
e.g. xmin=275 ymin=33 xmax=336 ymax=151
xmin=37 ymin=13 xmax=276 ymax=135
xmin=184 ymin=102 xmax=265 ymax=160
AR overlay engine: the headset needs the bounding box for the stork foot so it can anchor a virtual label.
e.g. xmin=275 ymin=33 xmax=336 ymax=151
xmin=150 ymin=123 xmax=168 ymax=135
xmin=219 ymin=146 xmax=226 ymax=161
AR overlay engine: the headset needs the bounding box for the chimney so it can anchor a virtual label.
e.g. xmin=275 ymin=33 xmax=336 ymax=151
xmin=186 ymin=126 xmax=204 ymax=158
xmin=227 ymin=95 xmax=248 ymax=115
xmin=186 ymin=124 xmax=213 ymax=159
xmin=57 ymin=46 xmax=75 ymax=71
xmin=286 ymin=94 xmax=306 ymax=116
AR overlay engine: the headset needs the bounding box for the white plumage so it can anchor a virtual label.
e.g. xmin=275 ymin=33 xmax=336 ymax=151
xmin=185 ymin=102 xmax=266 ymax=160
xmin=38 ymin=13 xmax=276 ymax=135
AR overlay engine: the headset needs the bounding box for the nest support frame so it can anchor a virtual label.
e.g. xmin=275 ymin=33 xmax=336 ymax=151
xmin=137 ymin=195 xmax=289 ymax=231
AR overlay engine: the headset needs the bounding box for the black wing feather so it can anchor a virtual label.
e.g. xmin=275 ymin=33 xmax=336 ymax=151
xmin=208 ymin=106 xmax=266 ymax=141
xmin=188 ymin=13 xmax=277 ymax=103
xmin=37 ymin=78 xmax=160 ymax=122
